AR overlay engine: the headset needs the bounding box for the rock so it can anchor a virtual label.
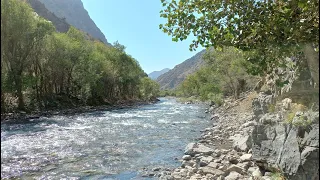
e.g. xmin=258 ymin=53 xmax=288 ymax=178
xmin=252 ymin=119 xmax=319 ymax=180
xmin=252 ymin=168 xmax=263 ymax=178
xmin=152 ymin=167 xmax=161 ymax=171
xmin=230 ymin=134 xmax=252 ymax=152
xmin=262 ymin=176 xmax=272 ymax=180
xmin=282 ymin=98 xmax=292 ymax=110
xmin=240 ymin=121 xmax=257 ymax=129
xmin=200 ymin=156 xmax=213 ymax=164
xmin=221 ymin=149 xmax=230 ymax=154
xmin=252 ymin=93 xmax=274 ymax=118
xmin=237 ymin=161 xmax=251 ymax=171
xmin=247 ymin=167 xmax=259 ymax=175
xmin=228 ymin=156 xmax=239 ymax=164
xmin=200 ymin=166 xmax=225 ymax=176
xmin=182 ymin=155 xmax=192 ymax=161
xmin=240 ymin=154 xmax=252 ymax=162
xmin=207 ymin=162 xmax=219 ymax=169
xmin=184 ymin=143 xmax=213 ymax=156
xmin=225 ymin=165 xmax=246 ymax=175
xmin=211 ymin=114 xmax=220 ymax=120
xmin=225 ymin=171 xmax=242 ymax=180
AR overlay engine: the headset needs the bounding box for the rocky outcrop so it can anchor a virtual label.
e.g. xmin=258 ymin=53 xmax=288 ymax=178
xmin=251 ymin=93 xmax=319 ymax=180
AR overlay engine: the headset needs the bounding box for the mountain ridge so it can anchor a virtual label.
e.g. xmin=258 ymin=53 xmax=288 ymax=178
xmin=148 ymin=68 xmax=170 ymax=80
xmin=156 ymin=50 xmax=206 ymax=89
xmin=37 ymin=0 xmax=110 ymax=45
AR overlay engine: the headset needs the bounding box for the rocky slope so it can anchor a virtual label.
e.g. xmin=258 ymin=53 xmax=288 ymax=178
xmin=38 ymin=0 xmax=110 ymax=45
xmin=156 ymin=50 xmax=206 ymax=90
xmin=26 ymin=0 xmax=70 ymax=32
xmin=148 ymin=68 xmax=171 ymax=80
xmin=142 ymin=90 xmax=318 ymax=180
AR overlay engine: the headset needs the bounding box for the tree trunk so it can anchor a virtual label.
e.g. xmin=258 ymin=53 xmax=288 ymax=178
xmin=303 ymin=43 xmax=319 ymax=88
xmin=14 ymin=74 xmax=25 ymax=111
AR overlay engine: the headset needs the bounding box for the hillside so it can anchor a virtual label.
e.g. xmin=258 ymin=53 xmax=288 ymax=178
xmin=38 ymin=0 xmax=110 ymax=45
xmin=148 ymin=68 xmax=170 ymax=80
xmin=156 ymin=50 xmax=206 ymax=89
xmin=26 ymin=0 xmax=70 ymax=32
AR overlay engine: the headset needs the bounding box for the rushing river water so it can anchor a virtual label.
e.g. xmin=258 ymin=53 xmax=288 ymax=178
xmin=1 ymin=98 xmax=210 ymax=179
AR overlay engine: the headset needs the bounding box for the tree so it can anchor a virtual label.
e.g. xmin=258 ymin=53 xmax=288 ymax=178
xmin=159 ymin=0 xmax=319 ymax=86
xmin=1 ymin=0 xmax=54 ymax=110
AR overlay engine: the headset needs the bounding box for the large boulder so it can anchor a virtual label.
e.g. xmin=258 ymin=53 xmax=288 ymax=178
xmin=229 ymin=134 xmax=252 ymax=152
xmin=251 ymin=111 xmax=319 ymax=180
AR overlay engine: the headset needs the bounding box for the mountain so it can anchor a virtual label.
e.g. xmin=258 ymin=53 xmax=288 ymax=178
xmin=148 ymin=68 xmax=170 ymax=80
xmin=26 ymin=0 xmax=70 ymax=32
xmin=156 ymin=50 xmax=206 ymax=90
xmin=37 ymin=0 xmax=110 ymax=45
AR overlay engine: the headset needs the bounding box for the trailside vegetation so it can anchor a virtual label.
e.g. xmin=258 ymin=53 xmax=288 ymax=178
xmin=1 ymin=0 xmax=159 ymax=113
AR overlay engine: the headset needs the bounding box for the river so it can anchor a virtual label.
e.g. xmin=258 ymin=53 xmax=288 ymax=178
xmin=1 ymin=98 xmax=210 ymax=179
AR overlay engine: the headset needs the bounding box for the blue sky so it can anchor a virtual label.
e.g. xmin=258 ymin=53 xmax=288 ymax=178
xmin=81 ymin=0 xmax=204 ymax=74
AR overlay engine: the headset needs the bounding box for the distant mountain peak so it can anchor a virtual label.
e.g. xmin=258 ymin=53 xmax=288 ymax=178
xmin=148 ymin=68 xmax=171 ymax=80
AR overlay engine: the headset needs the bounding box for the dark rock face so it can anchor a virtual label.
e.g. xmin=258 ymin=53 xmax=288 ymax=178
xmin=156 ymin=50 xmax=206 ymax=90
xmin=38 ymin=0 xmax=110 ymax=45
xmin=251 ymin=93 xmax=319 ymax=180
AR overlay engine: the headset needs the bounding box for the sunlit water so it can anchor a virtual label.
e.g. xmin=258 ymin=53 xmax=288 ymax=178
xmin=1 ymin=98 xmax=210 ymax=179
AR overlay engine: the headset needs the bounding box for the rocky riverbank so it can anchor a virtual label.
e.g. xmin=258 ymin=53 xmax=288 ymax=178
xmin=147 ymin=91 xmax=318 ymax=180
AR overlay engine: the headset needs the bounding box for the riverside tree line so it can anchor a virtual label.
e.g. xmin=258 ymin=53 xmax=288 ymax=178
xmin=1 ymin=0 xmax=160 ymax=113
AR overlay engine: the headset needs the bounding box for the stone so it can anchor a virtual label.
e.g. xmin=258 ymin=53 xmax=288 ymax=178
xmin=199 ymin=166 xmax=225 ymax=176
xmin=152 ymin=167 xmax=161 ymax=171
xmin=185 ymin=143 xmax=213 ymax=156
xmin=182 ymin=155 xmax=192 ymax=161
xmin=225 ymin=165 xmax=246 ymax=175
xmin=252 ymin=168 xmax=263 ymax=178
xmin=228 ymin=156 xmax=239 ymax=164
xmin=247 ymin=167 xmax=259 ymax=175
xmin=207 ymin=162 xmax=219 ymax=169
xmin=230 ymin=134 xmax=252 ymax=152
xmin=240 ymin=154 xmax=252 ymax=162
xmin=225 ymin=171 xmax=242 ymax=180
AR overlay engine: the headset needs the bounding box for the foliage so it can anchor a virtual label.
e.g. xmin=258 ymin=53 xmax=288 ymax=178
xmin=159 ymin=0 xmax=318 ymax=50
xmin=139 ymin=77 xmax=160 ymax=100
xmin=1 ymin=0 xmax=159 ymax=113
xmin=175 ymin=47 xmax=257 ymax=102
xmin=159 ymin=0 xmax=319 ymax=85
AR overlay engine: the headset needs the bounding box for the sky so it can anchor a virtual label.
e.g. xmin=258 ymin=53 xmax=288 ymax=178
xmin=81 ymin=0 xmax=204 ymax=74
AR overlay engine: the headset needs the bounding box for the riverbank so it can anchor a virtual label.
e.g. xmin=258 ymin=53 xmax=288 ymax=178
xmin=154 ymin=91 xmax=319 ymax=180
xmin=1 ymin=98 xmax=160 ymax=123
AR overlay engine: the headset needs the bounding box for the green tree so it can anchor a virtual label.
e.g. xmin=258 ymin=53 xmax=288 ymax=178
xmin=1 ymin=0 xmax=54 ymax=110
xmin=159 ymin=0 xmax=319 ymax=86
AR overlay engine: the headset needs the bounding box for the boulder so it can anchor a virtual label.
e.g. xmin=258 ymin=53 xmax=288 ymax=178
xmin=240 ymin=154 xmax=252 ymax=162
xmin=182 ymin=155 xmax=192 ymax=161
xmin=230 ymin=134 xmax=252 ymax=152
xmin=184 ymin=143 xmax=213 ymax=156
xmin=251 ymin=112 xmax=319 ymax=180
